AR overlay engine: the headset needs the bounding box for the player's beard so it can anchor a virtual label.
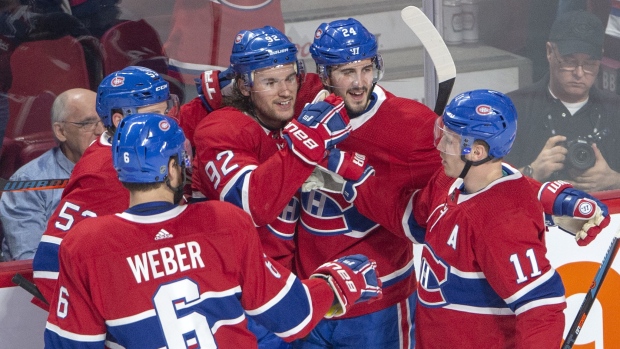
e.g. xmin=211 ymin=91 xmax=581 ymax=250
xmin=173 ymin=188 xmax=184 ymax=205
xmin=343 ymin=85 xmax=369 ymax=118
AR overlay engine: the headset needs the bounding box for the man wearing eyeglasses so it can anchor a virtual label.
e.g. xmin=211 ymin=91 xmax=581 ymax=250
xmin=32 ymin=66 xmax=181 ymax=309
xmin=0 ymin=88 xmax=101 ymax=261
xmin=505 ymin=10 xmax=620 ymax=192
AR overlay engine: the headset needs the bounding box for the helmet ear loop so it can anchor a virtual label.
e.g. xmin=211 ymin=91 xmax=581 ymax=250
xmin=164 ymin=157 xmax=186 ymax=196
xmin=317 ymin=65 xmax=331 ymax=87
xmin=367 ymin=55 xmax=383 ymax=102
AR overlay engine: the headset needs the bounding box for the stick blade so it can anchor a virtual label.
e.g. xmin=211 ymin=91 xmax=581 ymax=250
xmin=401 ymin=6 xmax=456 ymax=83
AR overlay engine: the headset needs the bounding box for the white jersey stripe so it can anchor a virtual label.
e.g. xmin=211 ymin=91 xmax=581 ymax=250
xmin=46 ymin=322 xmax=106 ymax=342
xmin=514 ymin=296 xmax=566 ymax=316
xmin=504 ymin=269 xmax=556 ymax=304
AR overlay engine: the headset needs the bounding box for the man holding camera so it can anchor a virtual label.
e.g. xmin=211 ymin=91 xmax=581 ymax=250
xmin=506 ymin=10 xmax=620 ymax=192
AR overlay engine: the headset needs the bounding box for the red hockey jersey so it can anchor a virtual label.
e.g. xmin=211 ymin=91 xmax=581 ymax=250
xmin=355 ymin=164 xmax=567 ymax=348
xmin=44 ymin=201 xmax=334 ymax=349
xmin=192 ymin=106 xmax=315 ymax=270
xmin=295 ymin=85 xmax=442 ymax=317
xmin=33 ymin=134 xmax=129 ymax=306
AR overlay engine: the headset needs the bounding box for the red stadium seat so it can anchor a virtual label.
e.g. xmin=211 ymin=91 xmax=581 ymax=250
xmin=100 ymin=19 xmax=169 ymax=75
xmin=6 ymin=35 xmax=102 ymax=139
xmin=100 ymin=19 xmax=184 ymax=102
xmin=15 ymin=131 xmax=57 ymax=168
xmin=0 ymin=136 xmax=22 ymax=180
xmin=0 ymin=131 xmax=56 ymax=180
xmin=5 ymin=91 xmax=55 ymax=140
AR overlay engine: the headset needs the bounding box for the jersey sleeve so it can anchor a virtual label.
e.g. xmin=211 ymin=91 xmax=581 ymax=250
xmin=44 ymin=232 xmax=107 ymax=349
xmin=233 ymin=209 xmax=333 ymax=342
xmin=192 ymin=110 xmax=314 ymax=226
xmin=33 ymin=165 xmax=129 ymax=307
xmin=353 ymin=167 xmax=449 ymax=244
xmin=178 ymin=97 xmax=209 ymax=149
xmin=473 ymin=212 xmax=566 ymax=347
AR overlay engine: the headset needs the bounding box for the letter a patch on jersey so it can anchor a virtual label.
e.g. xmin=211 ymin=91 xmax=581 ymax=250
xmin=447 ymin=225 xmax=458 ymax=250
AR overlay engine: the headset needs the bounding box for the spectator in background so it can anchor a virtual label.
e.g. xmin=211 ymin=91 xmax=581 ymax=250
xmin=0 ymin=88 xmax=101 ymax=261
xmin=68 ymin=0 xmax=121 ymax=37
xmin=32 ymin=66 xmax=178 ymax=307
xmin=506 ymin=10 xmax=620 ymax=192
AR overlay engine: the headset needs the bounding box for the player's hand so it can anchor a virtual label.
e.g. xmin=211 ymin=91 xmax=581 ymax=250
xmin=529 ymin=135 xmax=567 ymax=181
xmin=282 ymin=91 xmax=351 ymax=165
xmin=342 ymin=166 xmax=375 ymax=202
xmin=311 ymin=254 xmax=382 ymax=318
xmin=539 ymin=180 xmax=610 ymax=246
xmin=195 ymin=67 xmax=234 ymax=112
xmin=319 ymin=149 xmax=370 ymax=181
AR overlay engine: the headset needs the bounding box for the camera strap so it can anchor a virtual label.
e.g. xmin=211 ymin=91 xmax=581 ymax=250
xmin=546 ymin=104 xmax=601 ymax=138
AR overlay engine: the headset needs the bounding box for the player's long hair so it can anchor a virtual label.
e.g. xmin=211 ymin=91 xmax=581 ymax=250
xmin=222 ymin=77 xmax=255 ymax=117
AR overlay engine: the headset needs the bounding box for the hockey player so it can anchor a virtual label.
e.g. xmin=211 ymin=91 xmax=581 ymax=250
xmin=291 ymin=18 xmax=440 ymax=348
xmin=191 ymin=26 xmax=352 ymax=272
xmin=43 ymin=113 xmax=382 ymax=349
xmin=293 ymin=18 xmax=609 ymax=348
xmin=349 ymin=90 xmax=567 ymax=347
xmin=32 ymin=66 xmax=180 ymax=307
xmin=189 ymin=26 xmax=357 ymax=349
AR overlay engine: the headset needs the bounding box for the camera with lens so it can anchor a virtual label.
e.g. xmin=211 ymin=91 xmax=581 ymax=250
xmin=563 ymin=130 xmax=607 ymax=171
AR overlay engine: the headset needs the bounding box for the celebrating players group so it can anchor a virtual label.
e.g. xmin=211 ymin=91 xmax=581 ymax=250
xmin=32 ymin=16 xmax=611 ymax=349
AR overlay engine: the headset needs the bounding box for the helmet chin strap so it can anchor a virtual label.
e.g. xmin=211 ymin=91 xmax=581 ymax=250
xmin=458 ymin=155 xmax=493 ymax=179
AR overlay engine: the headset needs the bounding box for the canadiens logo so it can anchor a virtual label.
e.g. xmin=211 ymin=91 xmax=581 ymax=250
xmin=579 ymin=201 xmax=594 ymax=216
xmin=159 ymin=120 xmax=170 ymax=131
xmin=476 ymin=104 xmax=492 ymax=115
xmin=314 ymin=28 xmax=323 ymax=39
xmin=111 ymin=76 xmax=125 ymax=87
xmin=219 ymin=0 xmax=273 ymax=10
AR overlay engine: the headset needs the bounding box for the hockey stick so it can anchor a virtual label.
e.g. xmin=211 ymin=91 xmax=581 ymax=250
xmin=12 ymin=273 xmax=49 ymax=305
xmin=401 ymin=6 xmax=456 ymax=115
xmin=561 ymin=225 xmax=620 ymax=349
xmin=1 ymin=177 xmax=69 ymax=192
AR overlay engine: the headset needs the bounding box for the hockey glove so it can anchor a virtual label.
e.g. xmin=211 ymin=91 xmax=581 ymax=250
xmin=539 ymin=180 xmax=610 ymax=246
xmin=282 ymin=91 xmax=351 ymax=165
xmin=319 ymin=148 xmax=371 ymax=181
xmin=311 ymin=254 xmax=382 ymax=318
xmin=195 ymin=67 xmax=234 ymax=112
xmin=342 ymin=166 xmax=376 ymax=202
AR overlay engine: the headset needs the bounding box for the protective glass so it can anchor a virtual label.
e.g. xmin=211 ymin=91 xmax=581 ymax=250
xmin=552 ymin=47 xmax=600 ymax=75
xmin=434 ymin=117 xmax=464 ymax=155
xmin=61 ymin=118 xmax=102 ymax=132
xmin=134 ymin=94 xmax=180 ymax=120
xmin=249 ymin=63 xmax=302 ymax=93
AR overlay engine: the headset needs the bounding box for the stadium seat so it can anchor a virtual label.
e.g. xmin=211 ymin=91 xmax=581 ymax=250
xmin=0 ymin=136 xmax=22 ymax=180
xmin=100 ymin=19 xmax=168 ymax=74
xmin=6 ymin=35 xmax=102 ymax=139
xmin=100 ymin=19 xmax=185 ymax=102
xmin=0 ymin=131 xmax=56 ymax=181
xmin=15 ymin=131 xmax=57 ymax=168
xmin=5 ymin=91 xmax=55 ymax=140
